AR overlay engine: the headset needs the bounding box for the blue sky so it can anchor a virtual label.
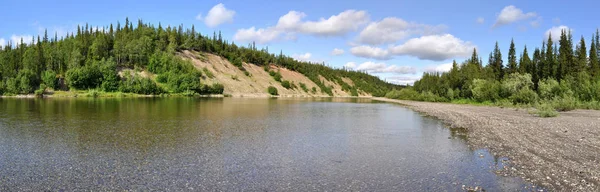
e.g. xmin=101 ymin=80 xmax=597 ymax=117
xmin=1 ymin=0 xmax=598 ymax=84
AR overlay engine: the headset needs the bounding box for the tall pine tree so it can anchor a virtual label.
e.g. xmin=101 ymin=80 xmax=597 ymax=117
xmin=590 ymin=35 xmax=600 ymax=77
xmin=507 ymin=39 xmax=517 ymax=74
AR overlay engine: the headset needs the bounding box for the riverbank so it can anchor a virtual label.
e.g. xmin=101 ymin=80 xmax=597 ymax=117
xmin=374 ymin=97 xmax=600 ymax=191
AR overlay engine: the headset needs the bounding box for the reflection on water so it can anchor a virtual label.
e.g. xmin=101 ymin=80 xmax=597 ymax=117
xmin=0 ymin=97 xmax=539 ymax=191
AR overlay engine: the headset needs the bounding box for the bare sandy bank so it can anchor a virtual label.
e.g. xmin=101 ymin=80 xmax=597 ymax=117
xmin=373 ymin=98 xmax=600 ymax=191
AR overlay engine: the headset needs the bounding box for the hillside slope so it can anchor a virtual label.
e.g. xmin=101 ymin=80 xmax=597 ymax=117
xmin=179 ymin=50 xmax=370 ymax=97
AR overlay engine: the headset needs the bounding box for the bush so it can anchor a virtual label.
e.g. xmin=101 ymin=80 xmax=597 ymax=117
xmin=34 ymin=84 xmax=46 ymax=96
xmin=385 ymin=88 xmax=421 ymax=100
xmin=470 ymin=79 xmax=500 ymax=102
xmin=267 ymin=86 xmax=278 ymax=96
xmin=538 ymin=78 xmax=564 ymax=100
xmin=311 ymin=87 xmax=317 ymax=94
xmin=269 ymin=71 xmax=282 ymax=82
xmin=119 ymin=74 xmax=164 ymax=95
xmin=42 ymin=70 xmax=57 ymax=89
xmin=501 ymin=73 xmax=534 ymax=98
xmin=420 ymin=91 xmax=448 ymax=102
xmin=510 ymin=88 xmax=539 ymax=104
xmin=203 ymin=68 xmax=215 ymax=78
xmin=66 ymin=65 xmax=103 ymax=90
xmin=281 ymin=80 xmax=291 ymax=89
xmin=533 ymin=103 xmax=559 ymax=118
xmin=550 ymin=95 xmax=579 ymax=111
xmin=299 ymin=83 xmax=309 ymax=92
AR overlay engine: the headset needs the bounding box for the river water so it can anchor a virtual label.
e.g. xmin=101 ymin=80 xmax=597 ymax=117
xmin=0 ymin=97 xmax=539 ymax=191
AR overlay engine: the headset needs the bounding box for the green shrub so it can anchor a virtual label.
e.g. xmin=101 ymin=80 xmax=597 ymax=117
xmin=281 ymin=80 xmax=291 ymax=89
xmin=119 ymin=75 xmax=164 ymax=95
xmin=501 ymin=73 xmax=534 ymax=98
xmin=299 ymin=83 xmax=309 ymax=92
xmin=244 ymin=71 xmax=251 ymax=77
xmin=420 ymin=91 xmax=448 ymax=102
xmin=231 ymin=75 xmax=239 ymax=81
xmin=268 ymin=86 xmax=278 ymax=96
xmin=311 ymin=87 xmax=317 ymax=94
xmin=41 ymin=70 xmax=57 ymax=89
xmin=550 ymin=95 xmax=579 ymax=111
xmin=66 ymin=65 xmax=103 ymax=90
xmin=533 ymin=103 xmax=559 ymax=117
xmin=538 ymin=78 xmax=563 ymax=100
xmin=202 ymin=67 xmax=215 ymax=78
xmin=34 ymin=84 xmax=46 ymax=96
xmin=385 ymin=88 xmax=421 ymax=100
xmin=510 ymin=88 xmax=539 ymax=104
xmin=269 ymin=71 xmax=282 ymax=82
xmin=471 ymin=79 xmax=500 ymax=102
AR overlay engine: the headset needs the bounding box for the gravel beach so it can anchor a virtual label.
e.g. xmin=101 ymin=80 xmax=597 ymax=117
xmin=374 ymin=98 xmax=600 ymax=191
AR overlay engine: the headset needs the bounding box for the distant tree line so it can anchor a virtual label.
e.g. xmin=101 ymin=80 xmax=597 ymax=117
xmin=0 ymin=18 xmax=399 ymax=96
xmin=387 ymin=29 xmax=600 ymax=111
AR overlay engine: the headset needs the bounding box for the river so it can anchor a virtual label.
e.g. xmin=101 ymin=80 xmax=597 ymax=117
xmin=0 ymin=97 xmax=539 ymax=191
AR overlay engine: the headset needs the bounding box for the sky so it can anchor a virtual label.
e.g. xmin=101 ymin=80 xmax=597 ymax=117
xmin=1 ymin=0 xmax=599 ymax=85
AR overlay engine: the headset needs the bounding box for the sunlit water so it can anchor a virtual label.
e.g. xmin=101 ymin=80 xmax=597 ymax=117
xmin=0 ymin=97 xmax=539 ymax=191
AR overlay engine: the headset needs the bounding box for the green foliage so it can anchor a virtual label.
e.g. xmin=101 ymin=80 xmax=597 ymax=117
xmin=532 ymin=103 xmax=559 ymax=117
xmin=119 ymin=74 xmax=164 ymax=95
xmin=267 ymin=86 xmax=278 ymax=96
xmin=202 ymin=67 xmax=214 ymax=78
xmin=538 ymin=78 xmax=563 ymax=100
xmin=281 ymin=80 xmax=291 ymax=89
xmin=470 ymin=79 xmax=500 ymax=102
xmin=510 ymin=88 xmax=538 ymax=104
xmin=41 ymin=70 xmax=57 ymax=89
xmin=550 ymin=94 xmax=579 ymax=111
xmin=66 ymin=65 xmax=103 ymax=90
xmin=269 ymin=71 xmax=282 ymax=82
xmin=385 ymin=88 xmax=422 ymax=100
xmin=299 ymin=82 xmax=309 ymax=92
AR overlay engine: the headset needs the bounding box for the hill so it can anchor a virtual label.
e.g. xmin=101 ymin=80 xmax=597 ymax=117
xmin=0 ymin=18 xmax=401 ymax=97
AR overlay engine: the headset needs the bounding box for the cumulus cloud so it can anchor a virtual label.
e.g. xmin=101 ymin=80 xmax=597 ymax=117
xmin=493 ymin=5 xmax=537 ymax=28
xmin=545 ymin=25 xmax=571 ymax=41
xmin=11 ymin=35 xmax=34 ymax=45
xmin=389 ymin=34 xmax=475 ymax=61
xmin=357 ymin=17 xmax=446 ymax=45
xmin=424 ymin=63 xmax=453 ymax=73
xmin=350 ymin=45 xmax=392 ymax=60
xmin=234 ymin=9 xmax=369 ymax=43
xmin=344 ymin=61 xmax=416 ymax=74
xmin=198 ymin=3 xmax=236 ymax=28
xmin=476 ymin=17 xmax=485 ymax=24
xmin=233 ymin=27 xmax=282 ymax=44
xmin=292 ymin=53 xmax=312 ymax=61
xmin=0 ymin=38 xmax=6 ymax=47
xmin=386 ymin=76 xmax=421 ymax=85
xmin=331 ymin=48 xmax=345 ymax=56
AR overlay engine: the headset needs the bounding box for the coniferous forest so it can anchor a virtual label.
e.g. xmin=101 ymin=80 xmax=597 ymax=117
xmin=0 ymin=18 xmax=399 ymax=97
xmin=386 ymin=29 xmax=600 ymax=115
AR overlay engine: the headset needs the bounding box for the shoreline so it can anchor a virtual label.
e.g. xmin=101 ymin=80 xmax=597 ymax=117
xmin=373 ymin=97 xmax=600 ymax=191
xmin=0 ymin=91 xmax=374 ymax=99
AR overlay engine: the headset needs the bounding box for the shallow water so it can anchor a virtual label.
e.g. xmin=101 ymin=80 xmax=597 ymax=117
xmin=0 ymin=97 xmax=539 ymax=191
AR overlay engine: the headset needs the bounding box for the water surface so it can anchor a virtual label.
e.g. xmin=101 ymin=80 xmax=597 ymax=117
xmin=0 ymin=97 xmax=537 ymax=191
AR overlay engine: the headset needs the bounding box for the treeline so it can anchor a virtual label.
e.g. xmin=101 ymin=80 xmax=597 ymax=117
xmin=388 ymin=30 xmax=600 ymax=111
xmin=0 ymin=18 xmax=399 ymax=96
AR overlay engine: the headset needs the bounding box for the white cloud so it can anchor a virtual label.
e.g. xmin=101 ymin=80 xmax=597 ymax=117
xmin=357 ymin=17 xmax=446 ymax=45
xmin=292 ymin=53 xmax=312 ymax=61
xmin=476 ymin=17 xmax=485 ymax=24
xmin=0 ymin=38 xmax=6 ymax=47
xmin=11 ymin=35 xmax=34 ymax=45
xmin=389 ymin=34 xmax=475 ymax=61
xmin=234 ymin=9 xmax=369 ymax=43
xmin=493 ymin=5 xmax=537 ymax=28
xmin=331 ymin=48 xmax=345 ymax=56
xmin=233 ymin=27 xmax=282 ymax=44
xmin=344 ymin=61 xmax=416 ymax=74
xmin=424 ymin=63 xmax=453 ymax=73
xmin=200 ymin=3 xmax=236 ymax=28
xmin=350 ymin=45 xmax=392 ymax=60
xmin=386 ymin=76 xmax=421 ymax=85
xmin=545 ymin=25 xmax=571 ymax=41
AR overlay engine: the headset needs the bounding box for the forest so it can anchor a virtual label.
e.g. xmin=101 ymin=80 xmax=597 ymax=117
xmin=0 ymin=18 xmax=399 ymax=97
xmin=386 ymin=29 xmax=600 ymax=116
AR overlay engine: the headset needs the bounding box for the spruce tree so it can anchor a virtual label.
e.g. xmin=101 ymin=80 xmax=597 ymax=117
xmin=507 ymin=39 xmax=517 ymax=74
xmin=545 ymin=35 xmax=555 ymax=80
xmin=492 ymin=42 xmax=504 ymax=80
xmin=519 ymin=46 xmax=532 ymax=74
xmin=590 ymin=35 xmax=600 ymax=77
xmin=575 ymin=36 xmax=587 ymax=74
